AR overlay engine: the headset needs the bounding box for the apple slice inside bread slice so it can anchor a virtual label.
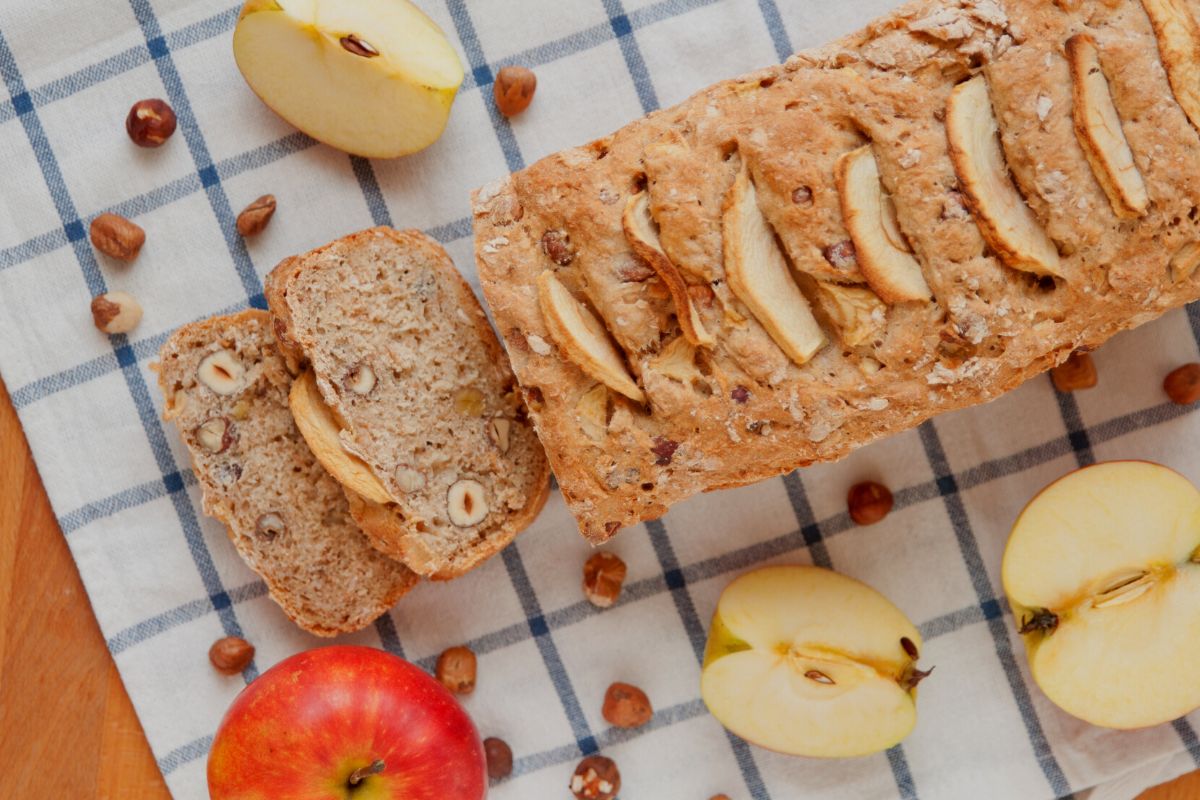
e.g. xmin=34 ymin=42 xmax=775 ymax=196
xmin=1140 ymin=0 xmax=1200 ymax=134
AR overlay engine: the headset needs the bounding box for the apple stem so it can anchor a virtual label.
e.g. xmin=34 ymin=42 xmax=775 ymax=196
xmin=348 ymin=760 xmax=385 ymax=786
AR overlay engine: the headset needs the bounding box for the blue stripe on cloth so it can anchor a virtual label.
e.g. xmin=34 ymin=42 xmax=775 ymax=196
xmin=157 ymin=734 xmax=213 ymax=776
xmin=755 ymin=0 xmax=793 ymax=62
xmin=601 ymin=0 xmax=660 ymax=114
xmin=502 ymin=546 xmax=599 ymax=756
xmin=350 ymin=156 xmax=393 ymax=226
xmin=374 ymin=612 xmax=406 ymax=659
xmin=61 ymin=470 xmax=196 ymax=535
xmin=918 ymin=421 xmax=1072 ymax=797
xmin=781 ymin=472 xmax=919 ymax=799
xmin=1051 ymin=381 xmax=1095 ymax=467
xmin=0 ymin=23 xmax=257 ymax=682
xmin=108 ymin=580 xmax=267 ymax=655
xmin=646 ymin=520 xmax=772 ymax=799
xmin=1172 ymin=718 xmax=1200 ymax=767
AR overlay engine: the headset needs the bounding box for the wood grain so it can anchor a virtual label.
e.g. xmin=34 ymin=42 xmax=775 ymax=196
xmin=0 ymin=372 xmax=1193 ymax=798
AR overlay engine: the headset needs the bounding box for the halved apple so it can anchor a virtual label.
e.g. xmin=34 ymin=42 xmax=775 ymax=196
xmin=722 ymin=164 xmax=827 ymax=367
xmin=1066 ymin=34 xmax=1149 ymax=219
xmin=623 ymin=192 xmax=715 ymax=348
xmin=233 ymin=0 xmax=464 ymax=158
xmin=1003 ymin=461 xmax=1200 ymax=728
xmin=836 ymin=145 xmax=933 ymax=304
xmin=814 ymin=282 xmax=887 ymax=349
xmin=289 ymin=369 xmax=394 ymax=504
xmin=701 ymin=565 xmax=928 ymax=758
xmin=1140 ymin=0 xmax=1200 ymax=133
xmin=946 ymin=75 xmax=1064 ymax=278
xmin=537 ymin=271 xmax=645 ymax=402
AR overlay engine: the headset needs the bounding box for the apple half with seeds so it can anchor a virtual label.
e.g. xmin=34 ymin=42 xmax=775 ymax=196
xmin=233 ymin=0 xmax=464 ymax=158
xmin=701 ymin=565 xmax=929 ymax=757
xmin=1003 ymin=461 xmax=1200 ymax=728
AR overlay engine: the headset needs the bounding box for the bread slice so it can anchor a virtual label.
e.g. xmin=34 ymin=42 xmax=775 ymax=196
xmin=265 ymin=228 xmax=551 ymax=579
xmin=155 ymin=310 xmax=417 ymax=636
xmin=472 ymin=0 xmax=1200 ymax=542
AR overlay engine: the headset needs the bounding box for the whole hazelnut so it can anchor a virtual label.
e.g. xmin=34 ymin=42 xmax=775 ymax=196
xmin=126 ymin=98 xmax=177 ymax=147
xmin=582 ymin=551 xmax=627 ymax=608
xmin=236 ymin=194 xmax=277 ymax=237
xmin=494 ymin=66 xmax=537 ymax=116
xmin=570 ymin=755 xmax=620 ymax=800
xmin=1164 ymin=363 xmax=1200 ymax=405
xmin=90 ymin=213 xmax=145 ymax=261
xmin=436 ymin=645 xmax=477 ymax=694
xmin=209 ymin=636 xmax=254 ymax=674
xmin=847 ymin=481 xmax=894 ymax=525
xmin=90 ymin=291 xmax=143 ymax=334
xmin=601 ymin=682 xmax=653 ymax=728
xmin=1050 ymin=351 xmax=1097 ymax=392
xmin=483 ymin=737 xmax=513 ymax=781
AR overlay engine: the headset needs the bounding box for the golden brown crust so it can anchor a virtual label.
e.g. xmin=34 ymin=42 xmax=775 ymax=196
xmin=473 ymin=0 xmax=1200 ymax=543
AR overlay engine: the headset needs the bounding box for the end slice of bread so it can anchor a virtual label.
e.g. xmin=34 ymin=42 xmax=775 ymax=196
xmin=156 ymin=310 xmax=417 ymax=635
xmin=266 ymin=228 xmax=551 ymax=579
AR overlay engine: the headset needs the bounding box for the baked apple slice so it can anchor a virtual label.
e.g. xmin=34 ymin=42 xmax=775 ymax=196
xmin=289 ymin=370 xmax=394 ymax=504
xmin=701 ymin=565 xmax=928 ymax=757
xmin=537 ymin=271 xmax=645 ymax=402
xmin=1140 ymin=0 xmax=1200 ymax=133
xmin=1003 ymin=461 xmax=1200 ymax=728
xmin=1066 ymin=34 xmax=1148 ymax=218
xmin=836 ymin=145 xmax=932 ymax=303
xmin=722 ymin=164 xmax=827 ymax=366
xmin=814 ymin=282 xmax=887 ymax=348
xmin=946 ymin=75 xmax=1063 ymax=277
xmin=623 ymin=192 xmax=715 ymax=348
xmin=1171 ymin=241 xmax=1200 ymax=282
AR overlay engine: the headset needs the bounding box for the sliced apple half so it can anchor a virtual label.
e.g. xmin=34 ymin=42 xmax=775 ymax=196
xmin=1003 ymin=461 xmax=1200 ymax=729
xmin=233 ymin=0 xmax=464 ymax=158
xmin=722 ymin=164 xmax=827 ymax=367
xmin=946 ymin=75 xmax=1064 ymax=278
xmin=1140 ymin=0 xmax=1200 ymax=133
xmin=836 ymin=145 xmax=933 ymax=304
xmin=814 ymin=281 xmax=887 ymax=349
xmin=289 ymin=369 xmax=394 ymax=504
xmin=623 ymin=192 xmax=715 ymax=348
xmin=1066 ymin=34 xmax=1149 ymax=219
xmin=701 ymin=565 xmax=928 ymax=757
xmin=537 ymin=271 xmax=645 ymax=403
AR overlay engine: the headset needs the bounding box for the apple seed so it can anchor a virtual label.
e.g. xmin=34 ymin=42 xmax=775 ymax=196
xmin=804 ymin=669 xmax=835 ymax=685
xmin=339 ymin=34 xmax=379 ymax=58
xmin=900 ymin=636 xmax=919 ymax=660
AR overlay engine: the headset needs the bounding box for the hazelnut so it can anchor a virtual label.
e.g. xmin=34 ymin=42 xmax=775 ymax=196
xmin=209 ymin=636 xmax=254 ymax=675
xmin=454 ymin=386 xmax=486 ymax=415
xmin=1164 ymin=363 xmax=1200 ymax=405
xmin=483 ymin=737 xmax=513 ymax=781
xmin=541 ymin=230 xmax=574 ymax=266
xmin=447 ymin=479 xmax=488 ymax=527
xmin=651 ymin=436 xmax=679 ymax=466
xmin=90 ymin=213 xmax=145 ymax=261
xmin=215 ymin=463 xmax=243 ymax=487
xmin=731 ymin=385 xmax=750 ymax=404
xmin=236 ymin=194 xmax=277 ymax=237
xmin=488 ymin=417 xmax=512 ymax=454
xmin=395 ymin=466 xmax=426 ymax=493
xmin=125 ymin=98 xmax=176 ymax=147
xmin=255 ymin=512 xmax=286 ymax=540
xmin=90 ymin=291 xmax=142 ymax=335
xmin=792 ymin=185 xmax=814 ymax=206
xmin=197 ymin=350 xmax=246 ymax=396
xmin=436 ymin=645 xmax=477 ymax=694
xmin=582 ymin=551 xmax=627 ymax=608
xmin=570 ymin=755 xmax=620 ymax=800
xmin=822 ymin=239 xmax=858 ymax=270
xmin=1051 ymin=351 xmax=1097 ymax=392
xmin=344 ymin=363 xmax=377 ymax=395
xmin=494 ymin=65 xmax=537 ymax=116
xmin=195 ymin=416 xmax=235 ymax=454
xmin=848 ymin=481 xmax=894 ymax=525
xmin=601 ymin=682 xmax=653 ymax=728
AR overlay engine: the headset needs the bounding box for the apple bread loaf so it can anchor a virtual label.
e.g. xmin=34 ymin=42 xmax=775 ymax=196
xmin=266 ymin=228 xmax=551 ymax=579
xmin=155 ymin=310 xmax=417 ymax=635
xmin=473 ymin=0 xmax=1200 ymax=542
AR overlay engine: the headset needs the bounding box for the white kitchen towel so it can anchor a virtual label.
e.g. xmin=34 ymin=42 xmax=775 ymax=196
xmin=2 ymin=0 xmax=1199 ymax=798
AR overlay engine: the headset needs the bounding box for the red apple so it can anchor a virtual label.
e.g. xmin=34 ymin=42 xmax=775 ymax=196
xmin=208 ymin=645 xmax=487 ymax=799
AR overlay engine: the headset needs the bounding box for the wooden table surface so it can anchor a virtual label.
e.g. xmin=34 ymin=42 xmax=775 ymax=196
xmin=1 ymin=376 xmax=1197 ymax=799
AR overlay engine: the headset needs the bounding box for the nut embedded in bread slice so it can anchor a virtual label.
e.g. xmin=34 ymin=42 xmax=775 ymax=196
xmin=155 ymin=310 xmax=417 ymax=636
xmin=946 ymin=75 xmax=1063 ymax=278
xmin=537 ymin=270 xmax=646 ymax=402
xmin=835 ymin=144 xmax=933 ymax=304
xmin=1066 ymin=33 xmax=1149 ymax=219
xmin=266 ymin=227 xmax=551 ymax=580
xmin=721 ymin=161 xmax=827 ymax=366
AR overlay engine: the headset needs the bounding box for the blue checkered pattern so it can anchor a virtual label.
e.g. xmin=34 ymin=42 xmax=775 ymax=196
xmin=4 ymin=0 xmax=1200 ymax=797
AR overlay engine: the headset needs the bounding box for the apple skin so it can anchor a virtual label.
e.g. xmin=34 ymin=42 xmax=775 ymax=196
xmin=208 ymin=646 xmax=487 ymax=800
